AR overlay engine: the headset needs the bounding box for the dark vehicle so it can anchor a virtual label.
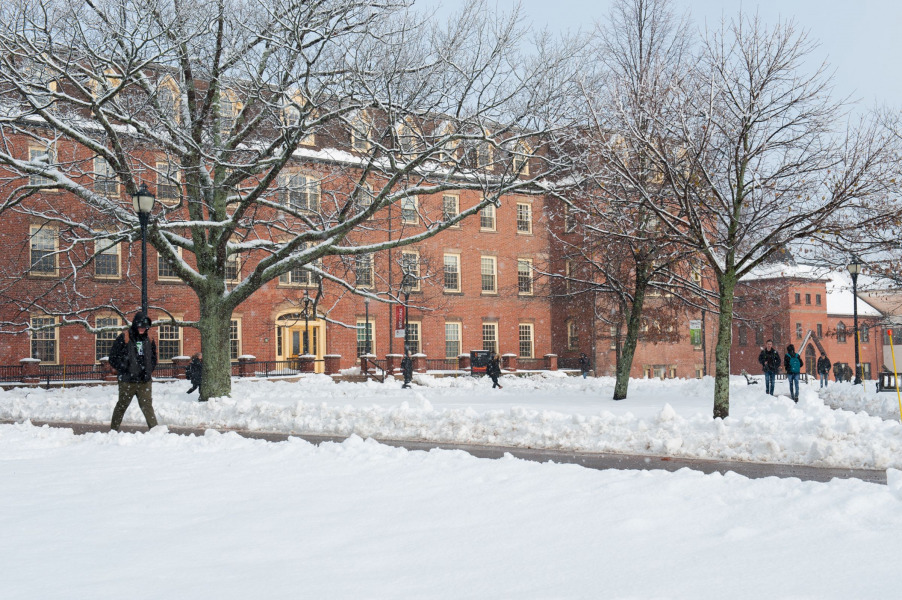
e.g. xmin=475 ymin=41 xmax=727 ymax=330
xmin=470 ymin=350 xmax=491 ymax=376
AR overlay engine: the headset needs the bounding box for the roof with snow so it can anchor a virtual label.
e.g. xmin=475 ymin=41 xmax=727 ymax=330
xmin=742 ymin=262 xmax=882 ymax=317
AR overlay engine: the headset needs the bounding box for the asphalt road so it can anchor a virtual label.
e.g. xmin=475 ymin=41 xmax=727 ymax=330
xmin=2 ymin=419 xmax=887 ymax=485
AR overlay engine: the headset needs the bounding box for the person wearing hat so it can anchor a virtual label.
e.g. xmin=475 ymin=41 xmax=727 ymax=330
xmin=108 ymin=311 xmax=159 ymax=431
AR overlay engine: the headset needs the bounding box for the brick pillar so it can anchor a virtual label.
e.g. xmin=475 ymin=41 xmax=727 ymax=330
xmin=412 ymin=353 xmax=427 ymax=373
xmin=544 ymin=354 xmax=558 ymax=371
xmin=386 ymin=354 xmax=402 ymax=374
xmin=172 ymin=356 xmax=190 ymax=379
xmin=458 ymin=354 xmax=470 ymax=370
xmin=99 ymin=357 xmax=118 ymax=382
xmin=20 ymin=358 xmax=39 ymax=384
xmin=502 ymin=353 xmax=518 ymax=372
xmin=324 ymin=354 xmax=342 ymax=375
xmin=298 ymin=354 xmax=315 ymax=373
xmin=238 ymin=356 xmax=255 ymax=377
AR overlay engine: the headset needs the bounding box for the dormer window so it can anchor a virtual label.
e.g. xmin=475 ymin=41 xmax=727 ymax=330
xmin=281 ymin=91 xmax=315 ymax=146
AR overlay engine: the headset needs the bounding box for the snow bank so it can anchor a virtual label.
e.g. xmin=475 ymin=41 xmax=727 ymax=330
xmin=3 ymin=374 xmax=902 ymax=469
xmin=2 ymin=421 xmax=902 ymax=599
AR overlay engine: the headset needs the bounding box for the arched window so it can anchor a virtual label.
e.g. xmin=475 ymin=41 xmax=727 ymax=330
xmin=836 ymin=322 xmax=847 ymax=343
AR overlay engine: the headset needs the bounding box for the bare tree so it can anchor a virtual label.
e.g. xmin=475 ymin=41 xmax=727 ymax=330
xmin=0 ymin=0 xmax=580 ymax=399
xmin=635 ymin=14 xmax=895 ymax=417
xmin=551 ymin=0 xmax=705 ymax=399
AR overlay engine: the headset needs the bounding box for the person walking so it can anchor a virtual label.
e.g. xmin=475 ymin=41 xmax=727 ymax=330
xmin=833 ymin=361 xmax=843 ymax=383
xmin=401 ymin=353 xmax=413 ymax=389
xmin=844 ymin=364 xmax=854 ymax=383
xmin=108 ymin=312 xmax=158 ymax=431
xmin=758 ymin=339 xmax=781 ymax=396
xmin=578 ymin=353 xmax=591 ymax=379
xmin=487 ymin=352 xmax=503 ymax=389
xmin=816 ymin=352 xmax=831 ymax=388
xmin=784 ymin=343 xmax=804 ymax=403
xmin=186 ymin=352 xmax=203 ymax=395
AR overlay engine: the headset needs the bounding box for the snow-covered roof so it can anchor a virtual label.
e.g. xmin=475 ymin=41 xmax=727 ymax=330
xmin=743 ymin=262 xmax=882 ymax=317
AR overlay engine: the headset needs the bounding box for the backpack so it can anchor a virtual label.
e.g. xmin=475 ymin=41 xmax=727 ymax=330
xmin=788 ymin=354 xmax=801 ymax=373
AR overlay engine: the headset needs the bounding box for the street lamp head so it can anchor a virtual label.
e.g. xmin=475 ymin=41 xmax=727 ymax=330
xmin=131 ymin=182 xmax=156 ymax=214
xmin=364 ymin=295 xmax=370 ymax=306
xmin=400 ymin=272 xmax=414 ymax=297
xmin=847 ymin=258 xmax=863 ymax=276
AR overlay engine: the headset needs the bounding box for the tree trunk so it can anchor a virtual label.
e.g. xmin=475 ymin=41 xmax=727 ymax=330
xmin=613 ymin=277 xmax=649 ymax=400
xmin=713 ymin=272 xmax=737 ymax=419
xmin=197 ymin=296 xmax=234 ymax=402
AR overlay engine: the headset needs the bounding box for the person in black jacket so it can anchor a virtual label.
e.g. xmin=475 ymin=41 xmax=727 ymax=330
xmin=401 ymin=353 xmax=413 ymax=389
xmin=578 ymin=353 xmax=591 ymax=379
xmin=487 ymin=352 xmax=503 ymax=389
xmin=833 ymin=361 xmax=843 ymax=382
xmin=816 ymin=352 xmax=831 ymax=388
xmin=186 ymin=352 xmax=202 ymax=395
xmin=758 ymin=339 xmax=781 ymax=396
xmin=108 ymin=312 xmax=158 ymax=431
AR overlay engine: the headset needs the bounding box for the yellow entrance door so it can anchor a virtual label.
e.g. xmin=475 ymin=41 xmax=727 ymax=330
xmin=279 ymin=320 xmax=326 ymax=373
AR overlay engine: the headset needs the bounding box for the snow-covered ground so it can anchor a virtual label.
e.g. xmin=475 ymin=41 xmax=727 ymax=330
xmin=821 ymin=381 xmax=902 ymax=422
xmin=3 ymin=421 xmax=902 ymax=599
xmin=3 ymin=374 xmax=902 ymax=469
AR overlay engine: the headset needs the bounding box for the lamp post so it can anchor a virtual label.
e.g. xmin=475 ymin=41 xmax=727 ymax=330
xmin=364 ymin=296 xmax=371 ymax=356
xmin=131 ymin=183 xmax=156 ymax=317
xmin=302 ymin=289 xmax=312 ymax=356
xmin=847 ymin=257 xmax=863 ymax=385
xmin=400 ymin=271 xmax=414 ymax=356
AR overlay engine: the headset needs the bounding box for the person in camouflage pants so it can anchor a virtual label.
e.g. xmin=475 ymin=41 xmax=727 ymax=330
xmin=108 ymin=312 xmax=158 ymax=431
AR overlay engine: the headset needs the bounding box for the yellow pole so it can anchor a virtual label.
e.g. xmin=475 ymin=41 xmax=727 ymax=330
xmin=889 ymin=330 xmax=901 ymax=422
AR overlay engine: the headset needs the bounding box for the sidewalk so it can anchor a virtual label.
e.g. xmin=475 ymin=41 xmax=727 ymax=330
xmin=2 ymin=418 xmax=887 ymax=485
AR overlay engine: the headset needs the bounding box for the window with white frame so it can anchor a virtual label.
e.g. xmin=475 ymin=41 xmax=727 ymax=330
xmin=225 ymin=253 xmax=240 ymax=282
xmin=481 ymin=256 xmax=497 ymax=293
xmin=356 ymin=254 xmax=373 ymax=288
xmin=568 ymin=320 xmax=579 ymax=351
xmin=354 ymin=183 xmax=374 ymax=216
xmin=31 ymin=316 xmax=57 ymax=363
xmin=29 ymin=145 xmax=55 ymax=187
xmin=229 ymin=319 xmax=241 ymax=360
xmin=442 ymin=195 xmax=460 ymax=225
xmin=356 ymin=319 xmax=375 ymax=356
xmin=401 ymin=195 xmax=419 ymax=224
xmin=279 ymin=172 xmax=320 ymax=212
xmin=157 ymin=323 xmax=181 ymax=361
xmin=480 ymin=204 xmax=496 ymax=230
xmin=156 ymin=161 xmax=180 ymax=204
xmin=401 ymin=251 xmax=420 ymax=291
xmin=219 ymin=91 xmax=240 ymax=132
xmin=351 ymin=111 xmax=372 ymax=152
xmin=477 ymin=142 xmax=492 ymax=168
xmin=94 ymin=237 xmax=120 ymax=278
xmin=29 ymin=225 xmax=57 ymax=275
xmin=517 ymin=259 xmax=533 ymax=295
xmin=512 ymin=141 xmax=530 ymax=175
xmin=564 ymin=204 xmax=577 ymax=232
xmin=518 ymin=323 xmax=534 ymax=358
xmin=95 ymin=316 xmax=121 ymax=362
xmin=516 ymin=202 xmax=532 ymax=233
xmin=405 ymin=321 xmax=421 ymax=355
xmin=443 ymin=254 xmax=460 ymax=292
xmin=445 ymin=322 xmax=461 ymax=358
xmin=93 ymin=156 xmax=119 ymax=197
xmin=279 ymin=244 xmax=321 ymax=287
xmin=158 ymin=247 xmax=182 ymax=280
xmin=482 ymin=322 xmax=498 ymax=354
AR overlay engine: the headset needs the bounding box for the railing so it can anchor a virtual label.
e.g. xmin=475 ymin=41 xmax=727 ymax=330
xmin=557 ymin=356 xmax=583 ymax=370
xmin=38 ymin=364 xmax=105 ymax=384
xmin=153 ymin=363 xmax=182 ymax=379
xmin=361 ymin=357 xmax=387 ymax=383
xmin=517 ymin=358 xmax=545 ymax=370
xmin=0 ymin=364 xmax=23 ymax=382
xmin=425 ymin=358 xmax=460 ymax=371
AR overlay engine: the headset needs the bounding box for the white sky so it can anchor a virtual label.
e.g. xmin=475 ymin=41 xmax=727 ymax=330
xmin=416 ymin=0 xmax=901 ymax=110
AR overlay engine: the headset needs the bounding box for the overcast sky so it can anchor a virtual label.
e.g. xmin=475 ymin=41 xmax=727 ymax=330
xmin=416 ymin=0 xmax=900 ymax=110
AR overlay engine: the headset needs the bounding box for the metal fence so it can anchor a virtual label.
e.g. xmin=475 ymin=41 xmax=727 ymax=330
xmin=425 ymin=358 xmax=460 ymax=371
xmin=0 ymin=364 xmax=23 ymax=382
xmin=517 ymin=358 xmax=545 ymax=370
xmin=38 ymin=364 xmax=105 ymax=382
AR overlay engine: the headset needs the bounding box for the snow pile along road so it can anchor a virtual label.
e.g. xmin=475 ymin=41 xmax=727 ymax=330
xmin=3 ymin=374 xmax=902 ymax=469
xmin=820 ymin=381 xmax=902 ymax=422
xmin=2 ymin=421 xmax=902 ymax=599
